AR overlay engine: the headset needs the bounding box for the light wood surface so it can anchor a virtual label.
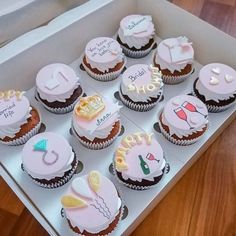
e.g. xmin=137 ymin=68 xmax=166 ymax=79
xmin=0 ymin=1 xmax=236 ymax=235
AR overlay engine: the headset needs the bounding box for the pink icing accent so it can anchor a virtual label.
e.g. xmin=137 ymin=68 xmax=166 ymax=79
xmin=199 ymin=63 xmax=236 ymax=95
xmin=85 ymin=37 xmax=122 ymax=64
xmin=122 ymin=64 xmax=152 ymax=87
xmin=157 ymin=38 xmax=194 ymax=67
xmin=0 ymin=95 xmax=30 ymax=126
xmin=64 ymin=174 xmax=120 ymax=233
xmin=120 ymin=15 xmax=154 ymax=38
xmin=22 ymin=132 xmax=72 ymax=176
xmin=118 ymin=135 xmax=164 ymax=179
xmin=163 ymin=95 xmax=208 ymax=131
xmin=36 ymin=63 xmax=78 ymax=96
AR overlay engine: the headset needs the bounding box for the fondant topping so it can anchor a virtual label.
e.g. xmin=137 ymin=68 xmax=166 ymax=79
xmin=121 ymin=64 xmax=163 ymax=102
xmin=75 ymin=95 xmax=105 ymax=120
xmin=197 ymin=63 xmax=236 ymax=102
xmin=0 ymin=92 xmax=32 ymax=139
xmin=115 ymin=133 xmax=166 ymax=182
xmin=72 ymin=95 xmax=121 ymax=141
xmin=36 ymin=63 xmax=79 ymax=103
xmin=162 ymin=95 xmax=208 ymax=138
xmin=155 ymin=37 xmax=194 ymax=73
xmin=85 ymin=37 xmax=124 ymax=73
xmin=22 ymin=132 xmax=74 ymax=180
xmin=118 ymin=15 xmax=155 ymax=49
xmin=62 ymin=171 xmax=121 ymax=234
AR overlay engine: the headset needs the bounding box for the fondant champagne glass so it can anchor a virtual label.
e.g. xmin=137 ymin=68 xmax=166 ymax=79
xmin=182 ymin=101 xmax=207 ymax=118
xmin=174 ymin=107 xmax=193 ymax=129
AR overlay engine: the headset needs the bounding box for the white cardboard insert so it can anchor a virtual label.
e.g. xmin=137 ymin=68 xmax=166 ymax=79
xmin=0 ymin=0 xmax=235 ymax=235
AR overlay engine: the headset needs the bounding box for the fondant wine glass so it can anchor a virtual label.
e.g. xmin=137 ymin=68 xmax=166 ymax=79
xmin=182 ymin=101 xmax=207 ymax=118
xmin=174 ymin=107 xmax=193 ymax=129
xmin=146 ymin=153 xmax=160 ymax=163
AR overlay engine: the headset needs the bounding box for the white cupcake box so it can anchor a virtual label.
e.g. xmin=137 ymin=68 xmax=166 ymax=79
xmin=0 ymin=0 xmax=235 ymax=235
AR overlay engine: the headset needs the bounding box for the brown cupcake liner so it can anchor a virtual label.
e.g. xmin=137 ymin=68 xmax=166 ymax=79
xmin=0 ymin=121 xmax=41 ymax=146
xmin=82 ymin=58 xmax=127 ymax=82
xmin=72 ymin=125 xmax=121 ymax=150
xmin=119 ymin=90 xmax=163 ymax=112
xmin=162 ymin=67 xmax=194 ymax=85
xmin=159 ymin=120 xmax=207 ymax=146
xmin=37 ymin=93 xmax=82 ymax=114
xmin=26 ymin=156 xmax=79 ymax=189
xmin=192 ymin=89 xmax=236 ymax=113
xmin=113 ymin=162 xmax=167 ymax=190
xmin=120 ymin=41 xmax=155 ymax=58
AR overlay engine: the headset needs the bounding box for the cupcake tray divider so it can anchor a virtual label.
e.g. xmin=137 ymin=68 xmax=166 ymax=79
xmin=0 ymin=0 xmax=236 ymax=235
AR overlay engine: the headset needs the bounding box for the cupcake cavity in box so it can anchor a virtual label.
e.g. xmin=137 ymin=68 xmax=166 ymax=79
xmin=0 ymin=0 xmax=236 ymax=235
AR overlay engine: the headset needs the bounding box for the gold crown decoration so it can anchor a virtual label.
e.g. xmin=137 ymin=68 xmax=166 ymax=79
xmin=75 ymin=95 xmax=105 ymax=120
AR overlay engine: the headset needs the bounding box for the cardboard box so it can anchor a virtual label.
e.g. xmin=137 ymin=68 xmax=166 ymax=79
xmin=0 ymin=0 xmax=235 ymax=235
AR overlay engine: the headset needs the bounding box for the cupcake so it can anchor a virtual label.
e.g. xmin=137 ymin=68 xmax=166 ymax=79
xmin=193 ymin=63 xmax=236 ymax=112
xmin=36 ymin=63 xmax=83 ymax=114
xmin=114 ymin=132 xmax=166 ymax=190
xmin=154 ymin=36 xmax=194 ymax=84
xmin=0 ymin=90 xmax=41 ymax=145
xmin=159 ymin=95 xmax=208 ymax=145
xmin=61 ymin=171 xmax=122 ymax=235
xmin=82 ymin=37 xmax=126 ymax=81
xmin=117 ymin=15 xmax=155 ymax=58
xmin=72 ymin=95 xmax=122 ymax=150
xmin=22 ymin=132 xmax=78 ymax=188
xmin=119 ymin=64 xmax=163 ymax=111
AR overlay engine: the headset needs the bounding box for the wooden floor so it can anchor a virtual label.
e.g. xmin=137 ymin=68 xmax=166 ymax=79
xmin=1 ymin=1 xmax=236 ymax=235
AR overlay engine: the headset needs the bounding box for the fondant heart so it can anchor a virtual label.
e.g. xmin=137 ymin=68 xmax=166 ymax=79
xmin=211 ymin=67 xmax=220 ymax=75
xmin=72 ymin=177 xmax=94 ymax=200
xmin=209 ymin=76 xmax=219 ymax=85
xmin=225 ymin=74 xmax=234 ymax=83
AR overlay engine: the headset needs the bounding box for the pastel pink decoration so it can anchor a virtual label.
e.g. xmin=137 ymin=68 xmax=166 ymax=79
xmin=198 ymin=63 xmax=236 ymax=97
xmin=0 ymin=94 xmax=30 ymax=126
xmin=22 ymin=132 xmax=73 ymax=177
xmin=36 ymin=63 xmax=79 ymax=103
xmin=85 ymin=37 xmax=123 ymax=73
xmin=163 ymin=95 xmax=208 ymax=135
xmin=64 ymin=174 xmax=121 ymax=234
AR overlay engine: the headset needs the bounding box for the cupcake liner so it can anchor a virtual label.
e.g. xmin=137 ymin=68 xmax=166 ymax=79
xmin=72 ymin=125 xmax=121 ymax=150
xmin=113 ymin=163 xmax=166 ymax=190
xmin=29 ymin=157 xmax=79 ymax=189
xmin=82 ymin=58 xmax=127 ymax=82
xmin=159 ymin=120 xmax=207 ymax=146
xmin=192 ymin=89 xmax=236 ymax=113
xmin=0 ymin=121 xmax=41 ymax=146
xmin=119 ymin=90 xmax=163 ymax=112
xmin=36 ymin=93 xmax=83 ymax=114
xmin=120 ymin=40 xmax=156 ymax=58
xmin=162 ymin=67 xmax=194 ymax=85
